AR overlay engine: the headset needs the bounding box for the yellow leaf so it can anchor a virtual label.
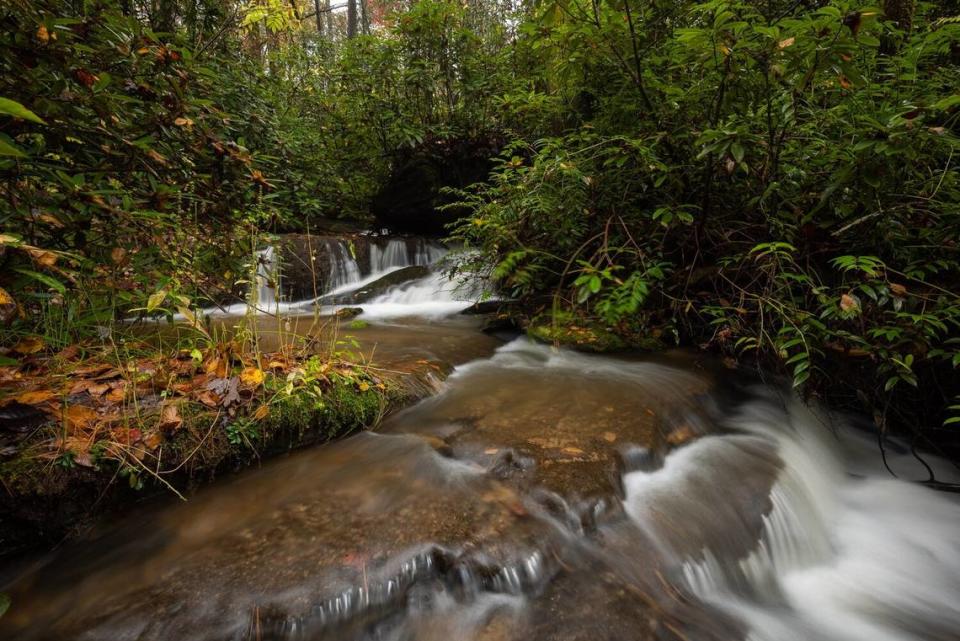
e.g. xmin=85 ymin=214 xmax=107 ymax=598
xmin=173 ymin=117 xmax=194 ymax=127
xmin=38 ymin=213 xmax=65 ymax=228
xmin=0 ymin=234 xmax=21 ymax=246
xmin=253 ymin=404 xmax=270 ymax=420
xmin=26 ymin=247 xmax=58 ymax=267
xmin=15 ymin=389 xmax=56 ymax=405
xmin=778 ymin=37 xmax=795 ymax=49
xmin=240 ymin=367 xmax=264 ymax=387
xmin=147 ymin=290 xmax=167 ymax=312
xmin=13 ymin=336 xmax=45 ymax=354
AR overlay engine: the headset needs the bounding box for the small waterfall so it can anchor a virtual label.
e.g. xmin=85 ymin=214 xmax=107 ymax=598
xmin=369 ymin=238 xmax=410 ymax=273
xmin=624 ymin=394 xmax=960 ymax=641
xmin=369 ymin=238 xmax=448 ymax=275
xmin=253 ymin=246 xmax=278 ymax=313
xmin=323 ymin=239 xmax=362 ymax=291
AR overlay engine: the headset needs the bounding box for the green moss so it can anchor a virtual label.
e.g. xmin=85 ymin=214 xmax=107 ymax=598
xmin=527 ymin=313 xmax=627 ymax=353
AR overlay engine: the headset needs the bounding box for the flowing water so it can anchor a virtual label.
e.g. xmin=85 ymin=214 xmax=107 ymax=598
xmin=3 ymin=246 xmax=960 ymax=641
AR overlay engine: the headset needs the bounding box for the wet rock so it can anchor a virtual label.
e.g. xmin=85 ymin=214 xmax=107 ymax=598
xmin=616 ymin=445 xmax=663 ymax=474
xmin=461 ymin=300 xmax=503 ymax=315
xmin=276 ymin=234 xmax=373 ymax=301
xmin=320 ymin=265 xmax=430 ymax=305
xmin=335 ymin=307 xmax=364 ymax=319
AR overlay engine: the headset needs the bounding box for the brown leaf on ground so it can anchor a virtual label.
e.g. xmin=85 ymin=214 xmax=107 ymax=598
xmin=105 ymin=384 xmax=127 ymax=403
xmin=87 ymin=382 xmax=111 ymax=397
xmin=15 ymin=389 xmax=56 ymax=406
xmin=63 ymin=436 xmax=94 ymax=467
xmin=92 ymin=368 xmax=122 ymax=381
xmin=56 ymin=345 xmax=81 ymax=361
xmin=158 ymin=403 xmax=183 ymax=432
xmin=143 ymin=430 xmax=164 ymax=450
xmin=63 ymin=404 xmax=98 ymax=429
xmin=72 ymin=362 xmax=114 ymax=377
xmin=197 ymin=390 xmax=220 ymax=407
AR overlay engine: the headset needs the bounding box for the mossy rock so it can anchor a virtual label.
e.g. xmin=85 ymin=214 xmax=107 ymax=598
xmin=526 ymin=313 xmax=665 ymax=353
xmin=527 ymin=318 xmax=627 ymax=353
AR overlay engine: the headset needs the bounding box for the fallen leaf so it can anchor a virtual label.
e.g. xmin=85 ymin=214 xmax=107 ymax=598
xmin=56 ymin=345 xmax=80 ymax=361
xmin=240 ymin=367 xmax=264 ymax=387
xmin=159 ymin=403 xmax=182 ymax=432
xmin=12 ymin=336 xmax=44 ymax=354
xmin=143 ymin=431 xmax=164 ymax=450
xmin=253 ymin=404 xmax=270 ymax=420
xmin=26 ymin=247 xmax=57 ymax=267
xmin=197 ymin=390 xmax=219 ymax=407
xmin=15 ymin=389 xmax=56 ymax=405
xmin=63 ymin=404 xmax=98 ymax=429
xmin=106 ymin=385 xmax=127 ymax=403
xmin=87 ymin=382 xmax=111 ymax=397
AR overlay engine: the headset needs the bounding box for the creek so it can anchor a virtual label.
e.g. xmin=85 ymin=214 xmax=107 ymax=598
xmin=1 ymin=241 xmax=959 ymax=641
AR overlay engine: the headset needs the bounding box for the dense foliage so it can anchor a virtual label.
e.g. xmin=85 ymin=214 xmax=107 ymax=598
xmin=1 ymin=0 xmax=959 ymax=447
xmin=452 ymin=1 xmax=960 ymax=445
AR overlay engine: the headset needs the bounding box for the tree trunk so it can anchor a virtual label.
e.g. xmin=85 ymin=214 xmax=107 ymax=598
xmin=880 ymin=0 xmax=917 ymax=55
xmin=360 ymin=0 xmax=370 ymax=34
xmin=347 ymin=0 xmax=357 ymax=38
xmin=314 ymin=0 xmax=324 ymax=36
xmin=151 ymin=0 xmax=177 ymax=33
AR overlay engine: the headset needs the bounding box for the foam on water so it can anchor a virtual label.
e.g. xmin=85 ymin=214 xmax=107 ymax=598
xmin=625 ymin=393 xmax=960 ymax=641
xmin=353 ymin=270 xmax=477 ymax=320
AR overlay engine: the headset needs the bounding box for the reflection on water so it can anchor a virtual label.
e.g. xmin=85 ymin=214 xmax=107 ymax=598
xmin=2 ymin=331 xmax=959 ymax=641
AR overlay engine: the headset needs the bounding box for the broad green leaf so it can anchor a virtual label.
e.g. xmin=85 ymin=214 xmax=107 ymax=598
xmin=0 ymin=136 xmax=25 ymax=157
xmin=0 ymin=97 xmax=45 ymax=124
xmin=15 ymin=268 xmax=66 ymax=294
